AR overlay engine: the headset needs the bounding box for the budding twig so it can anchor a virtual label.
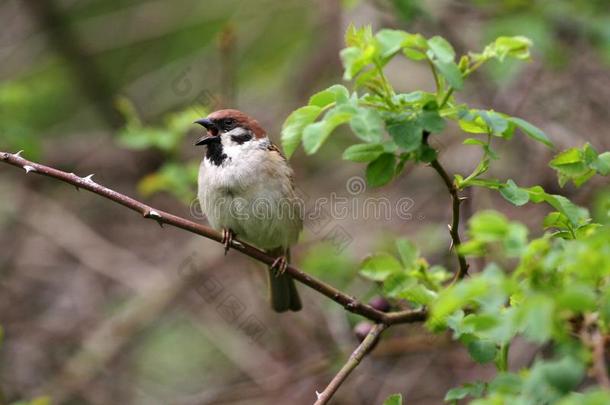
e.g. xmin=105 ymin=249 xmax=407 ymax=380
xmin=314 ymin=323 xmax=387 ymax=405
xmin=0 ymin=150 xmax=426 ymax=326
xmin=423 ymin=132 xmax=470 ymax=281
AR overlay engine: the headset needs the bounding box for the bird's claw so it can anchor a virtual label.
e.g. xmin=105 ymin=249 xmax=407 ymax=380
xmin=221 ymin=229 xmax=235 ymax=255
xmin=270 ymin=255 xmax=288 ymax=276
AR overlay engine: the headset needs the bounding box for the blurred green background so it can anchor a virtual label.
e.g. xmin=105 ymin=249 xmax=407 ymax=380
xmin=0 ymin=0 xmax=609 ymax=404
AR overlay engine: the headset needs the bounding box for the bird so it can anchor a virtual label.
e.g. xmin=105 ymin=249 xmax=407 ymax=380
xmin=195 ymin=109 xmax=303 ymax=312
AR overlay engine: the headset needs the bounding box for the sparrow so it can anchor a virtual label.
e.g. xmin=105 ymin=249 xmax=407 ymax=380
xmin=195 ymin=109 xmax=303 ymax=312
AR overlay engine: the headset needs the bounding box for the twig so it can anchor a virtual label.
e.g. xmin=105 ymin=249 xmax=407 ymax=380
xmin=591 ymin=329 xmax=610 ymax=389
xmin=581 ymin=316 xmax=610 ymax=390
xmin=314 ymin=323 xmax=387 ymax=405
xmin=0 ymin=150 xmax=426 ymax=325
xmin=423 ymin=132 xmax=470 ymax=281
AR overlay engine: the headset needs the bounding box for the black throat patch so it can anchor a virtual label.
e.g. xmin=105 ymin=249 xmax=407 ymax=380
xmin=206 ymin=142 xmax=227 ymax=166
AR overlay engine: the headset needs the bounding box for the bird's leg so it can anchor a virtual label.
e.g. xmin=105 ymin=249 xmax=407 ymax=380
xmin=221 ymin=228 xmax=235 ymax=255
xmin=270 ymin=255 xmax=288 ymax=276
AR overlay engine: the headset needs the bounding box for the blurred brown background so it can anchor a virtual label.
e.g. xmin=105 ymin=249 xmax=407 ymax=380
xmin=1 ymin=0 xmax=609 ymax=404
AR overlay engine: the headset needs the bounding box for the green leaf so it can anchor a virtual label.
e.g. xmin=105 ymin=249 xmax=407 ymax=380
xmin=416 ymin=144 xmax=438 ymax=163
xmin=400 ymin=283 xmax=437 ymax=305
xmin=544 ymin=194 xmax=590 ymax=226
xmin=557 ymin=390 xmax=610 ymax=405
xmin=383 ymin=393 xmax=403 ymax=405
xmin=500 ymin=179 xmax=530 ymax=206
xmin=341 ymin=45 xmax=376 ymax=80
xmin=445 ymin=382 xmax=485 ymax=402
xmin=469 ymin=211 xmax=510 ymax=242
xmin=503 ymin=222 xmax=529 ymax=257
xmin=360 ymin=253 xmax=403 ymax=281
xmin=308 ymin=85 xmax=349 ymax=108
xmin=464 ymin=178 xmax=503 ymax=189
xmin=459 ymin=110 xmax=508 ymax=137
xmin=493 ymin=36 xmax=533 ymax=60
xmin=344 ymin=24 xmax=373 ymax=47
xmin=550 ymin=144 xmax=610 ymax=186
xmin=403 ymin=47 xmax=427 ymax=61
xmin=383 ymin=273 xmax=437 ymax=305
xmin=508 ymin=117 xmax=553 ymax=148
xmin=459 ymin=112 xmax=488 ymax=134
xmin=396 ymin=239 xmax=419 ymax=268
xmin=525 ymin=357 xmax=585 ymax=398
xmin=556 ymin=284 xmax=597 ymax=312
xmin=549 ymin=147 xmax=590 ymax=185
xmin=463 ymin=138 xmax=487 ymax=146
xmin=342 ymin=143 xmax=385 ymax=162
xmin=543 ymin=211 xmax=570 ymax=229
xmin=434 ymin=60 xmax=464 ymax=90
xmin=466 ymin=338 xmax=498 ymax=364
xmin=350 ymin=108 xmax=384 ymax=142
xmin=366 ymin=153 xmax=397 ymax=187
xmin=281 ymin=106 xmax=323 ymax=158
xmin=594 ymin=152 xmax=610 ymax=175
xmin=419 ymin=110 xmax=446 ymax=133
xmin=518 ymin=294 xmax=554 ymax=343
xmin=550 ymin=147 xmax=583 ymax=169
xmin=428 ymin=277 xmax=491 ymax=328
xmin=488 ymin=372 xmax=522 ymax=396
xmin=401 ymin=33 xmax=428 ymax=60
xmin=478 ymin=111 xmax=509 ymax=136
xmin=383 ymin=272 xmax=413 ymax=297
xmin=525 ymin=186 xmax=590 ymax=226
xmin=427 ymin=35 xmax=456 ymax=63
xmin=302 ymin=106 xmax=355 ymax=154
xmin=375 ymin=29 xmax=410 ymax=58
xmin=388 ymin=121 xmax=423 ymax=152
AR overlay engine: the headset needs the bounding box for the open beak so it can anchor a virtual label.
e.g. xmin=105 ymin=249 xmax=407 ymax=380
xmin=194 ymin=118 xmax=219 ymax=146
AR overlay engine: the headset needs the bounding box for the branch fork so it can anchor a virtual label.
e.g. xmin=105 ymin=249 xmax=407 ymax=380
xmin=0 ymin=147 xmax=462 ymax=404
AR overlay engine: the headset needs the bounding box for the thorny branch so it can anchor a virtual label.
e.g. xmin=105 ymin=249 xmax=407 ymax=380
xmin=423 ymin=131 xmax=470 ymax=281
xmin=314 ymin=323 xmax=387 ymax=405
xmin=0 ymin=150 xmax=426 ymax=327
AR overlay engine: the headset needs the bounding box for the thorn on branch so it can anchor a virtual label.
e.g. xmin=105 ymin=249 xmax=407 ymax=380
xmin=145 ymin=210 xmax=164 ymax=227
xmin=68 ymin=173 xmax=80 ymax=191
xmin=0 ymin=150 xmax=428 ymax=327
xmin=14 ymin=150 xmax=24 ymax=157
xmin=83 ymin=174 xmax=95 ymax=182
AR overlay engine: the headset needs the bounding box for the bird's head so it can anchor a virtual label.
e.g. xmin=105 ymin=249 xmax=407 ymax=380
xmin=194 ymin=109 xmax=266 ymax=148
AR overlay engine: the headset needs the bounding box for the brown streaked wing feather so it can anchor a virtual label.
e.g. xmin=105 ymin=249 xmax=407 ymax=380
xmin=267 ymin=142 xmax=286 ymax=160
xmin=267 ymin=141 xmax=299 ymax=190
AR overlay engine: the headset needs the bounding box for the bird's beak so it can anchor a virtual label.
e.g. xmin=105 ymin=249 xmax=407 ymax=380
xmin=194 ymin=118 xmax=219 ymax=146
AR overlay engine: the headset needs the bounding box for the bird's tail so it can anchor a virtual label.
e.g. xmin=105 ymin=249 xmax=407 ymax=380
xmin=267 ymin=248 xmax=302 ymax=312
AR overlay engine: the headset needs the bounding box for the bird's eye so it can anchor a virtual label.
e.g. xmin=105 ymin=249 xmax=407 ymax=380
xmin=221 ymin=119 xmax=235 ymax=132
